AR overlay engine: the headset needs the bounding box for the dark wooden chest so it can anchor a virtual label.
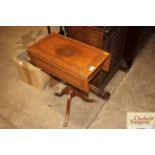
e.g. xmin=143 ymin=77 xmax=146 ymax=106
xmin=65 ymin=26 xmax=128 ymax=93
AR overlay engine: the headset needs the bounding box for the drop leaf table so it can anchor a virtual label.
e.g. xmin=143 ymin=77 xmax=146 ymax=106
xmin=28 ymin=33 xmax=111 ymax=127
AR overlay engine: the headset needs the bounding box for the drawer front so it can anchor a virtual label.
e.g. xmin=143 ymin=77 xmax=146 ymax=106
xmin=66 ymin=26 xmax=105 ymax=49
xmin=29 ymin=55 xmax=89 ymax=93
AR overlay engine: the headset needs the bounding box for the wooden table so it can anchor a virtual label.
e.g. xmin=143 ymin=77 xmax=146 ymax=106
xmin=28 ymin=33 xmax=111 ymax=127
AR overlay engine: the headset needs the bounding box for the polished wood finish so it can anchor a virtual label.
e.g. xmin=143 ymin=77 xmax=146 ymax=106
xmin=55 ymin=84 xmax=110 ymax=126
xmin=28 ymin=33 xmax=111 ymax=93
xmin=27 ymin=33 xmax=111 ymax=127
xmin=66 ymin=26 xmax=128 ymax=94
xmin=66 ymin=26 xmax=114 ymax=49
xmin=55 ymin=85 xmax=94 ymax=127
xmin=66 ymin=26 xmax=106 ymax=49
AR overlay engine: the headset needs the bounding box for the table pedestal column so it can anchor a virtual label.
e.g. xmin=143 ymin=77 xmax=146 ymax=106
xmin=55 ymin=85 xmax=94 ymax=127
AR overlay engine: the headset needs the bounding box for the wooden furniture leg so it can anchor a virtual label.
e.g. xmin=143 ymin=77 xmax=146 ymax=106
xmin=89 ymin=84 xmax=110 ymax=100
xmin=54 ymin=86 xmax=68 ymax=96
xmin=63 ymin=90 xmax=73 ymax=127
xmin=55 ymin=85 xmax=94 ymax=127
xmin=100 ymin=90 xmax=110 ymax=100
xmin=73 ymin=90 xmax=94 ymax=102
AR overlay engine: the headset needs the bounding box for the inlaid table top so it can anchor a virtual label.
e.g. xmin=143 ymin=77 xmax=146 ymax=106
xmin=28 ymin=33 xmax=111 ymax=93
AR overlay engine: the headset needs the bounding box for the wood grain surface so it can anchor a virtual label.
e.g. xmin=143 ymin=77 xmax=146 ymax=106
xmin=28 ymin=33 xmax=110 ymax=92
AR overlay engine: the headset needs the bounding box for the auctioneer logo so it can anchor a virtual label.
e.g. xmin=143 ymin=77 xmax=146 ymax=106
xmin=127 ymin=112 xmax=155 ymax=129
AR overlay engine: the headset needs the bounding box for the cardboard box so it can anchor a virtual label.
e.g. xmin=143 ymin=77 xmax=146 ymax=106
xmin=13 ymin=51 xmax=51 ymax=89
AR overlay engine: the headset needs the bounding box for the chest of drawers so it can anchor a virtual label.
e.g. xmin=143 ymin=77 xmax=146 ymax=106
xmin=66 ymin=26 xmax=128 ymax=94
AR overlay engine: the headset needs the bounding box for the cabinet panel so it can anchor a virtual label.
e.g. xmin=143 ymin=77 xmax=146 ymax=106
xmin=66 ymin=26 xmax=127 ymax=91
xmin=66 ymin=26 xmax=105 ymax=49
